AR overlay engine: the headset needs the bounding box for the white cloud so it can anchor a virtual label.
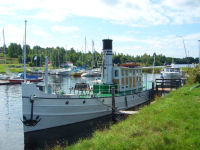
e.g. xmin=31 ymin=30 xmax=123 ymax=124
xmin=108 ymin=33 xmax=200 ymax=57
xmin=0 ymin=0 xmax=179 ymax=25
xmin=31 ymin=29 xmax=51 ymax=38
xmin=51 ymin=25 xmax=79 ymax=33
xmin=2 ymin=24 xmax=24 ymax=45
xmin=33 ymin=10 xmax=70 ymax=22
xmin=1 ymin=0 xmax=200 ymax=25
xmin=161 ymin=0 xmax=200 ymax=24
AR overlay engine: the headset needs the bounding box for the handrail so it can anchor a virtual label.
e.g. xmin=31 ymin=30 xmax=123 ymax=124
xmin=190 ymin=84 xmax=200 ymax=91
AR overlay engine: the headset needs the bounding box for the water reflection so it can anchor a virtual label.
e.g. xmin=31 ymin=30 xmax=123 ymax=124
xmin=24 ymin=115 xmax=120 ymax=149
xmin=0 ymin=84 xmax=24 ymax=150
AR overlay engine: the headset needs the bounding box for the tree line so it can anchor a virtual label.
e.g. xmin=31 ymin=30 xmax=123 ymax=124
xmin=0 ymin=43 xmax=199 ymax=68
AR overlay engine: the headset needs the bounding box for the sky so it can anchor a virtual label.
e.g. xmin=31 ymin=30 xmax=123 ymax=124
xmin=0 ymin=0 xmax=200 ymax=58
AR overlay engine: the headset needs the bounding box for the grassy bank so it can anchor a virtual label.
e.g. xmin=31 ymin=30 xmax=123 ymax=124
xmin=0 ymin=64 xmax=46 ymax=73
xmin=0 ymin=64 xmax=26 ymax=73
xmin=58 ymin=84 xmax=200 ymax=150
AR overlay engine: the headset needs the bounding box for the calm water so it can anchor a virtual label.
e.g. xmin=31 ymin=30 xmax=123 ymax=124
xmin=0 ymin=74 xmax=158 ymax=150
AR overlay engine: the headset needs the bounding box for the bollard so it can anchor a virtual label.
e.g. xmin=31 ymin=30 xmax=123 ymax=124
xmin=112 ymin=87 xmax=116 ymax=122
xmin=152 ymin=82 xmax=154 ymax=90
xmin=151 ymin=82 xmax=155 ymax=99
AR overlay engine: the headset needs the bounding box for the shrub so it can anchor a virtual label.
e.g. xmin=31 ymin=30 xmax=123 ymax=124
xmin=187 ymin=65 xmax=200 ymax=84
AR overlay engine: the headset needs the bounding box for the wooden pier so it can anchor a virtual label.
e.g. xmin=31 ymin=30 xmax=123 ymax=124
xmin=155 ymin=78 xmax=186 ymax=94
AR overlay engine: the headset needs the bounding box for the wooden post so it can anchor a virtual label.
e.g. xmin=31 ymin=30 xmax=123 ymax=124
xmin=112 ymin=87 xmax=116 ymax=122
xmin=151 ymin=82 xmax=155 ymax=99
xmin=155 ymin=79 xmax=158 ymax=94
xmin=152 ymin=82 xmax=154 ymax=90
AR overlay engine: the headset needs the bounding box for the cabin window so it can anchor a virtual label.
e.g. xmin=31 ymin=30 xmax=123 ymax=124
xmin=115 ymin=70 xmax=119 ymax=77
xmin=175 ymin=68 xmax=180 ymax=72
xmin=133 ymin=70 xmax=135 ymax=75
xmin=129 ymin=70 xmax=132 ymax=76
xmin=125 ymin=70 xmax=128 ymax=76
xmin=170 ymin=68 xmax=174 ymax=72
xmin=122 ymin=70 xmax=124 ymax=76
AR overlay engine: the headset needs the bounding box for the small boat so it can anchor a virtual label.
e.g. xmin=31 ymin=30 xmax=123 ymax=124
xmin=81 ymin=69 xmax=101 ymax=77
xmin=22 ymin=39 xmax=153 ymax=133
xmin=71 ymin=69 xmax=84 ymax=77
xmin=9 ymin=73 xmax=43 ymax=84
xmin=160 ymin=64 xmax=183 ymax=79
xmin=56 ymin=68 xmax=72 ymax=76
xmin=0 ymin=74 xmax=10 ymax=80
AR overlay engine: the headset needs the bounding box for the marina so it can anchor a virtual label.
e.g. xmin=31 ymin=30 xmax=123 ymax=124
xmin=0 ymin=34 xmax=194 ymax=149
xmin=0 ymin=1 xmax=200 ymax=149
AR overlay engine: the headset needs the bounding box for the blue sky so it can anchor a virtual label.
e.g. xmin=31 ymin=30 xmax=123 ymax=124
xmin=0 ymin=0 xmax=200 ymax=58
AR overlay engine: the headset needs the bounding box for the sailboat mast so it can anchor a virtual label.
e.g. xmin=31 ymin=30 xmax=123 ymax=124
xmin=2 ymin=29 xmax=6 ymax=66
xmin=152 ymin=54 xmax=155 ymax=74
xmin=92 ymin=40 xmax=94 ymax=68
xmin=58 ymin=49 xmax=60 ymax=68
xmin=198 ymin=40 xmax=200 ymax=65
xmin=81 ymin=46 xmax=83 ymax=67
xmin=85 ymin=36 xmax=86 ymax=67
xmin=24 ymin=20 xmax=27 ymax=83
xmin=39 ymin=47 xmax=41 ymax=70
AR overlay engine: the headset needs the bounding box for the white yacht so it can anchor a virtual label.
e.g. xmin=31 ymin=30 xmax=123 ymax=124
xmin=161 ymin=64 xmax=183 ymax=79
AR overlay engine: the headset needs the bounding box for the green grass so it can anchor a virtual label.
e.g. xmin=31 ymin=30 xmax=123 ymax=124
xmin=0 ymin=64 xmax=46 ymax=73
xmin=0 ymin=64 xmax=24 ymax=73
xmin=59 ymin=84 xmax=200 ymax=150
xmin=142 ymin=67 xmax=162 ymax=73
